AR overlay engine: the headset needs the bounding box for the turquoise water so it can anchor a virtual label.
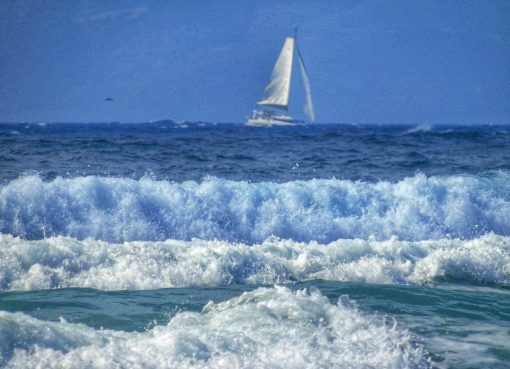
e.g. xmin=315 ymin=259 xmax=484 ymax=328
xmin=1 ymin=282 xmax=509 ymax=368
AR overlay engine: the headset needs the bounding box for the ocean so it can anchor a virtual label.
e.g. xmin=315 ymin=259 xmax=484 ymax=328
xmin=0 ymin=122 xmax=509 ymax=368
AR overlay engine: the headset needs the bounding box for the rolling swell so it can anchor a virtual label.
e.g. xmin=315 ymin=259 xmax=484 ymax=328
xmin=1 ymin=173 xmax=509 ymax=243
xmin=0 ymin=287 xmax=428 ymax=369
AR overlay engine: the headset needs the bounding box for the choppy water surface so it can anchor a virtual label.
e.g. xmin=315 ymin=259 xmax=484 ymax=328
xmin=1 ymin=122 xmax=509 ymax=368
xmin=1 ymin=122 xmax=509 ymax=182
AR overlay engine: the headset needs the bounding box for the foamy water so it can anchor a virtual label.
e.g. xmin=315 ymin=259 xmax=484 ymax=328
xmin=0 ymin=233 xmax=509 ymax=291
xmin=1 ymin=173 xmax=509 ymax=243
xmin=0 ymin=287 xmax=429 ymax=369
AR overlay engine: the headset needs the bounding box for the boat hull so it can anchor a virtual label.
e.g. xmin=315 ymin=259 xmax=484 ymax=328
xmin=245 ymin=118 xmax=299 ymax=127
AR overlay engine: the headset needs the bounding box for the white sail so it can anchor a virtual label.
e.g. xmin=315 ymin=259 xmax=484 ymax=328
xmin=257 ymin=37 xmax=295 ymax=110
xmin=297 ymin=47 xmax=315 ymax=123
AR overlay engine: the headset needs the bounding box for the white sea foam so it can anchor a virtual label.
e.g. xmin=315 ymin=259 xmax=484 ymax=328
xmin=0 ymin=287 xmax=429 ymax=369
xmin=1 ymin=173 xmax=509 ymax=243
xmin=404 ymin=124 xmax=433 ymax=134
xmin=0 ymin=233 xmax=508 ymax=291
xmin=408 ymin=317 xmax=510 ymax=369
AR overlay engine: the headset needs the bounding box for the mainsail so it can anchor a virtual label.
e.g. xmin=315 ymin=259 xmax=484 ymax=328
xmin=297 ymin=47 xmax=315 ymax=123
xmin=257 ymin=37 xmax=295 ymax=110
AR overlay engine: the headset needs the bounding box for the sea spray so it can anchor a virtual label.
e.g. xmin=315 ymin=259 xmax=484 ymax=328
xmin=1 ymin=173 xmax=509 ymax=243
xmin=0 ymin=287 xmax=429 ymax=369
xmin=1 ymin=233 xmax=508 ymax=291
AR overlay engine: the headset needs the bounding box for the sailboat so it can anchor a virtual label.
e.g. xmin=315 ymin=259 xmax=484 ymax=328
xmin=245 ymin=32 xmax=315 ymax=126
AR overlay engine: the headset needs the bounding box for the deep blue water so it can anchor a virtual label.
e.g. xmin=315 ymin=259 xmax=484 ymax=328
xmin=1 ymin=122 xmax=509 ymax=183
xmin=0 ymin=122 xmax=509 ymax=368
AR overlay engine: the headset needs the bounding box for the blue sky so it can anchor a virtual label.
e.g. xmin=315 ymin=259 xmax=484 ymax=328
xmin=0 ymin=0 xmax=509 ymax=124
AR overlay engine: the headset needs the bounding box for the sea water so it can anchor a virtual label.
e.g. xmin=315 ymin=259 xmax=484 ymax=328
xmin=0 ymin=122 xmax=509 ymax=368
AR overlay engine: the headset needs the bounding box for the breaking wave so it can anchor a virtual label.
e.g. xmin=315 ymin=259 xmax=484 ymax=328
xmin=1 ymin=233 xmax=508 ymax=291
xmin=1 ymin=173 xmax=509 ymax=243
xmin=0 ymin=287 xmax=429 ymax=369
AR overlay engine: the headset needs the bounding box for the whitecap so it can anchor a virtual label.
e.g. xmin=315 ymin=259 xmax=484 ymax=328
xmin=1 ymin=173 xmax=509 ymax=243
xmin=0 ymin=233 xmax=508 ymax=291
xmin=0 ymin=287 xmax=429 ymax=369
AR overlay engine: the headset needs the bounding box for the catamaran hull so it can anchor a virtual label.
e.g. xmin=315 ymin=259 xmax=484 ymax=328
xmin=245 ymin=118 xmax=300 ymax=127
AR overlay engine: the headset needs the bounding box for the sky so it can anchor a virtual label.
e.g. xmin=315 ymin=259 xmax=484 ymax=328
xmin=0 ymin=0 xmax=509 ymax=124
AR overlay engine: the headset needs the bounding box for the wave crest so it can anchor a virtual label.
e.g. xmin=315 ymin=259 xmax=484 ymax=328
xmin=1 ymin=233 xmax=509 ymax=290
xmin=0 ymin=287 xmax=428 ymax=369
xmin=1 ymin=173 xmax=509 ymax=243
